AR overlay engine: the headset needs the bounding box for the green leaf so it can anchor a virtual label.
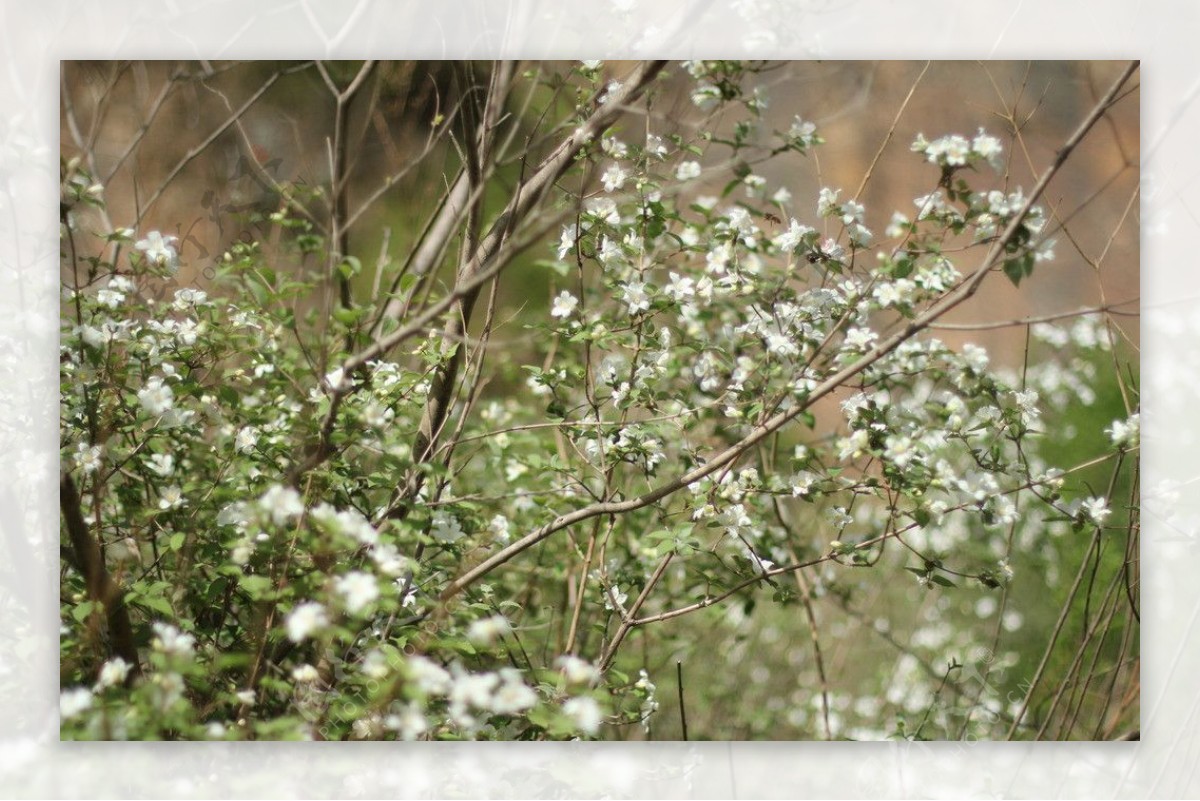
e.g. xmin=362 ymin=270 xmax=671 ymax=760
xmin=533 ymin=259 xmax=570 ymax=277
xmin=333 ymin=306 xmax=363 ymax=327
xmin=239 ymin=574 xmax=274 ymax=598
xmin=71 ymin=600 xmax=97 ymax=623
xmin=132 ymin=593 xmax=176 ymax=616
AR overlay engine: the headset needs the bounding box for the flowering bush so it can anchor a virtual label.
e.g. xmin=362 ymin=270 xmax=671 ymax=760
xmin=60 ymin=60 xmax=1139 ymax=740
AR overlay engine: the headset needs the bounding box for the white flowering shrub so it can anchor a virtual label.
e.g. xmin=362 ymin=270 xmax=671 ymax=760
xmin=60 ymin=60 xmax=1139 ymax=740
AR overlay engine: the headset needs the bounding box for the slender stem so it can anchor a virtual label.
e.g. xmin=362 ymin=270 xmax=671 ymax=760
xmin=676 ymin=660 xmax=689 ymax=741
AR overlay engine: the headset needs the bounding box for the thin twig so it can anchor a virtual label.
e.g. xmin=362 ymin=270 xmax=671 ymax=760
xmin=676 ymin=660 xmax=689 ymax=741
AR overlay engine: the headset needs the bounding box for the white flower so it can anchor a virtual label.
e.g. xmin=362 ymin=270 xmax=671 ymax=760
xmin=841 ymin=199 xmax=865 ymax=225
xmin=791 ymin=472 xmax=817 ymax=497
xmin=772 ymin=219 xmax=813 ymax=253
xmin=557 ymin=225 xmax=577 ymax=260
xmin=349 ymin=715 xmax=382 ymax=740
xmin=557 ymin=655 xmax=601 ymax=685
xmin=923 ymin=134 xmax=971 ymax=167
xmin=146 ymin=453 xmax=174 ymax=477
xmin=601 ymin=163 xmax=628 ymax=192
xmin=430 ymin=511 xmax=465 ymax=543
xmin=106 ymin=274 xmax=134 ymax=293
xmin=838 ymin=430 xmax=870 ymax=461
xmin=820 ymin=238 xmax=845 ymax=261
xmin=691 ymin=83 xmax=721 ymax=109
xmin=389 ymin=703 xmax=428 ymax=740
xmin=350 ymin=649 xmax=387 ymax=681
xmin=743 ymin=173 xmax=767 ymax=195
xmin=1012 ymin=389 xmax=1040 ymax=425
xmin=173 ymin=288 xmax=208 ymax=310
xmin=60 ymin=687 xmax=93 ymax=719
xmin=621 ymin=280 xmax=650 ymax=314
xmin=488 ymin=514 xmax=511 ymax=544
xmin=598 ymin=80 xmax=623 ymax=105
xmin=205 ymin=722 xmax=228 ymax=739
xmin=335 ymin=571 xmax=379 ymax=614
xmin=286 ymin=602 xmax=329 ymax=642
xmin=664 ymin=272 xmax=695 ymax=302
xmin=585 ymin=197 xmax=620 ymax=225
xmin=158 ymin=485 xmax=185 ymax=511
xmin=645 ymin=134 xmax=668 ymax=158
xmin=490 ymin=676 xmax=538 ymax=715
xmin=961 ymin=343 xmax=990 ymax=372
xmin=971 ymin=128 xmax=1003 ymax=164
xmin=407 ymin=655 xmax=452 ymax=695
xmin=373 ymin=543 xmax=407 ymax=576
xmin=551 ymin=290 xmax=579 ymax=319
xmin=873 ymin=279 xmax=915 ymax=308
xmin=765 ymin=331 xmax=799 ymax=358
xmin=448 ymin=670 xmax=499 ymax=726
xmin=604 ymin=585 xmax=629 ymax=612
xmin=998 ymin=559 xmax=1014 ymax=583
xmin=601 ymin=136 xmax=627 ymax=159
xmin=563 ymin=696 xmax=604 ymax=735
xmin=884 ymin=435 xmax=916 ymax=468
xmin=137 ymin=377 xmax=174 ymax=416
xmin=363 ymin=401 xmax=394 ymax=429
xmin=1080 ymin=497 xmax=1112 ymax=526
xmin=94 ymin=657 xmax=131 ymax=690
xmin=675 ymin=160 xmax=702 ymax=181
xmin=788 ymin=116 xmax=818 ymax=147
xmin=818 ymin=187 xmax=840 ymax=217
xmin=235 ymin=426 xmax=259 ymax=453
xmin=235 ymin=689 xmax=256 ymax=705
xmin=75 ymin=442 xmax=102 ymax=474
xmin=135 ymin=231 xmax=179 ymax=270
xmin=151 ymin=622 xmax=195 ymax=657
xmin=1106 ymin=413 xmax=1140 ymax=449
xmin=323 ymin=367 xmax=349 ymax=393
xmin=96 ymin=288 xmax=124 ymax=308
xmin=467 ymin=614 xmax=511 ymax=645
xmin=291 ymin=663 xmax=321 ymax=684
xmin=843 ymin=327 xmax=877 ymax=350
xmin=259 ymin=484 xmax=304 ymax=525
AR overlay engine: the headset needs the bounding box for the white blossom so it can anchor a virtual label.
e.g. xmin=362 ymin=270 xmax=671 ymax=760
xmin=563 ymin=696 xmax=604 ymax=735
xmin=285 ymin=602 xmax=329 ymax=642
xmin=601 ymin=163 xmax=628 ymax=192
xmin=335 ymin=571 xmax=379 ymax=614
xmin=1106 ymin=413 xmax=1140 ymax=449
xmin=146 ymin=453 xmax=174 ymax=477
xmin=1080 ymin=497 xmax=1112 ymax=526
xmin=551 ymin=290 xmax=579 ymax=319
xmin=430 ymin=511 xmax=465 ymax=543
xmin=75 ymin=442 xmax=102 ymax=474
xmin=467 ymin=614 xmax=512 ymax=645
xmin=259 ymin=484 xmax=304 ymax=525
xmin=557 ymin=655 xmax=601 ymax=685
xmin=138 ymin=377 xmax=174 ymax=416
xmin=675 ymin=160 xmax=702 ymax=181
xmin=291 ymin=663 xmax=321 ymax=684
xmin=151 ymin=622 xmax=195 ymax=657
xmin=60 ymin=687 xmax=93 ymax=719
xmin=135 ymin=231 xmax=179 ymax=270
xmin=621 ymin=280 xmax=651 ymax=314
xmin=94 ymin=657 xmax=131 ymax=690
